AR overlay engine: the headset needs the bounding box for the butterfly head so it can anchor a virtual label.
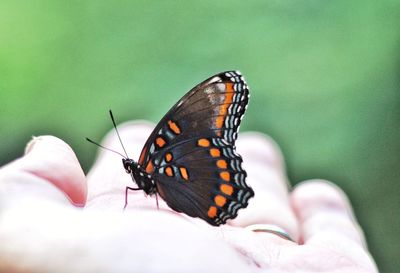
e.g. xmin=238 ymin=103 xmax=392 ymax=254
xmin=122 ymin=158 xmax=136 ymax=174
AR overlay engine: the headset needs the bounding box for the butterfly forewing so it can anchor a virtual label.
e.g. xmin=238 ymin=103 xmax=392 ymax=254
xmin=137 ymin=71 xmax=253 ymax=226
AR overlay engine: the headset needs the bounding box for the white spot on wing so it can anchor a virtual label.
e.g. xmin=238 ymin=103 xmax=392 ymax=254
xmin=207 ymin=76 xmax=222 ymax=85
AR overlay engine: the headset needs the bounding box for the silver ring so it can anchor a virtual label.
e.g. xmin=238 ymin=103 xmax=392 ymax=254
xmin=246 ymin=224 xmax=294 ymax=242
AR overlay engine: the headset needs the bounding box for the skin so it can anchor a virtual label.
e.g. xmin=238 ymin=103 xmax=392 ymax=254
xmin=0 ymin=122 xmax=378 ymax=273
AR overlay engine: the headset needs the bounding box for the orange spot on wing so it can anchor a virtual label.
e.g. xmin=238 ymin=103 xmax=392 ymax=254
xmin=207 ymin=206 xmax=217 ymax=218
xmin=145 ymin=161 xmax=154 ymax=173
xmin=215 ymin=195 xmax=227 ymax=207
xmin=165 ymin=152 xmax=173 ymax=162
xmin=222 ymin=92 xmax=234 ymax=113
xmin=165 ymin=166 xmax=173 ymax=177
xmin=179 ymin=167 xmax=189 ymax=180
xmin=138 ymin=146 xmax=147 ymax=165
xmin=215 ymin=116 xmax=224 ymax=128
xmin=168 ymin=120 xmax=181 ymax=134
xmin=210 ymin=148 xmax=221 ymax=157
xmin=220 ymin=184 xmax=233 ymax=195
xmin=225 ymin=82 xmax=234 ymax=92
xmin=216 ymin=159 xmax=227 ymax=169
xmin=197 ymin=138 xmax=210 ymax=147
xmin=156 ymin=137 xmax=166 ymax=148
xmin=220 ymin=86 xmax=234 ymax=116
xmin=220 ymin=171 xmax=230 ymax=181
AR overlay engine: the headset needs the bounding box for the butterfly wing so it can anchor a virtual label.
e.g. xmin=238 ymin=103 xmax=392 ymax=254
xmin=137 ymin=71 xmax=253 ymax=226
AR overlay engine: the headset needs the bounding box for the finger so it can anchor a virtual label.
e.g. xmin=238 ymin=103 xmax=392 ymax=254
xmin=86 ymin=121 xmax=169 ymax=210
xmin=0 ymin=136 xmax=86 ymax=206
xmin=230 ymin=132 xmax=299 ymax=242
xmin=0 ymin=203 xmax=251 ymax=273
xmin=291 ymin=180 xmax=367 ymax=248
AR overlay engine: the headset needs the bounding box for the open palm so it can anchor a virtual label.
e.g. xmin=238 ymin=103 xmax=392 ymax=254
xmin=0 ymin=122 xmax=378 ymax=273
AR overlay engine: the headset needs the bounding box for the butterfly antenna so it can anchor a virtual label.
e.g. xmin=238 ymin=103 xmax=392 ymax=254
xmin=86 ymin=137 xmax=126 ymax=158
xmin=109 ymin=109 xmax=129 ymax=158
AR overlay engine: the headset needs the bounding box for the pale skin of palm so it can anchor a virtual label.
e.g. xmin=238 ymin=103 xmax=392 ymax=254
xmin=0 ymin=122 xmax=378 ymax=273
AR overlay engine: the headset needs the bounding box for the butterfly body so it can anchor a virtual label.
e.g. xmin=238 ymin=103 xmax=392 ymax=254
xmin=122 ymin=158 xmax=155 ymax=195
xmin=124 ymin=71 xmax=254 ymax=226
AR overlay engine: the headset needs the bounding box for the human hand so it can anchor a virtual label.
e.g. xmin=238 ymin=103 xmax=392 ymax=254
xmin=0 ymin=122 xmax=378 ymax=273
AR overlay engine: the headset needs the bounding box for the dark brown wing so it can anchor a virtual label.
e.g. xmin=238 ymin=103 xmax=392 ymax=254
xmin=137 ymin=71 xmax=253 ymax=226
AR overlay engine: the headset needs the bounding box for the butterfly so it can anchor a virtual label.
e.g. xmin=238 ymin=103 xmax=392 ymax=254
xmin=116 ymin=71 xmax=254 ymax=226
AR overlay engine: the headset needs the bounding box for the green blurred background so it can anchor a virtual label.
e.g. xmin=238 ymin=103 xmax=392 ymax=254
xmin=1 ymin=0 xmax=399 ymax=271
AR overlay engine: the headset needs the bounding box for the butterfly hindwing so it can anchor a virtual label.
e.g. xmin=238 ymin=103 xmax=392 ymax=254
xmin=154 ymin=137 xmax=253 ymax=225
xmin=137 ymin=71 xmax=253 ymax=226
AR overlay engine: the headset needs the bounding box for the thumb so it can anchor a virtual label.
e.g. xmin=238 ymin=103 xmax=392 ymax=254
xmin=0 ymin=136 xmax=87 ymax=206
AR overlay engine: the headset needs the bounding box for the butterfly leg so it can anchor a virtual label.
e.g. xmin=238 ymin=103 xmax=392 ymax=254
xmin=124 ymin=186 xmax=141 ymax=209
xmin=155 ymin=192 xmax=159 ymax=209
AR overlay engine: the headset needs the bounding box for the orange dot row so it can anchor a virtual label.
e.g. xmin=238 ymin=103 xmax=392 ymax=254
xmin=197 ymin=138 xmax=236 ymax=218
xmin=207 ymin=184 xmax=233 ymax=219
xmin=216 ymin=84 xmax=234 ymax=129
